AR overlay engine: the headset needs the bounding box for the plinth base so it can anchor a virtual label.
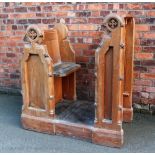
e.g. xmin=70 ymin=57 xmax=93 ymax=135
xmin=21 ymin=100 xmax=123 ymax=148
xmin=123 ymin=108 xmax=133 ymax=122
xmin=21 ymin=114 xmax=123 ymax=148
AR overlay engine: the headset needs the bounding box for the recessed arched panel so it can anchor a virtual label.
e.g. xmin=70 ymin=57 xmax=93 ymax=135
xmin=104 ymin=47 xmax=113 ymax=120
xmin=27 ymin=54 xmax=47 ymax=110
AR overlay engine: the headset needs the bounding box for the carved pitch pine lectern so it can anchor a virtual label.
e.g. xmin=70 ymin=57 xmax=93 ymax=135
xmin=21 ymin=14 xmax=135 ymax=148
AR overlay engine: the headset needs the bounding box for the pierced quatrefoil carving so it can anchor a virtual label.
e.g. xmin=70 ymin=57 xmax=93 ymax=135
xmin=104 ymin=14 xmax=125 ymax=32
xmin=24 ymin=25 xmax=43 ymax=44
xmin=108 ymin=18 xmax=119 ymax=29
xmin=27 ymin=28 xmax=38 ymax=40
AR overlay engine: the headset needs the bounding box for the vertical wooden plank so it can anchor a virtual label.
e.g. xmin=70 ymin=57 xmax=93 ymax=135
xmin=110 ymin=27 xmax=124 ymax=128
xmin=95 ymin=41 xmax=110 ymax=126
xmin=123 ymin=16 xmax=135 ymax=122
xmin=47 ymin=56 xmax=55 ymax=117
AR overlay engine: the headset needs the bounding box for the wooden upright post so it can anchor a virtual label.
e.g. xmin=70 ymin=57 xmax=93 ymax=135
xmin=123 ymin=16 xmax=135 ymax=122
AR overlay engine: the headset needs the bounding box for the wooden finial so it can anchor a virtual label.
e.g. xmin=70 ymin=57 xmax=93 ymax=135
xmin=54 ymin=20 xmax=68 ymax=41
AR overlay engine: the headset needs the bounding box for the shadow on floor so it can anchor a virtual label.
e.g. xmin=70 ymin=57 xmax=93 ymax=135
xmin=56 ymin=100 xmax=95 ymax=125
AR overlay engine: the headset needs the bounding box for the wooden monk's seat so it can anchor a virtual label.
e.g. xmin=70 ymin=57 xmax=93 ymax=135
xmin=42 ymin=22 xmax=81 ymax=102
xmin=21 ymin=14 xmax=135 ymax=148
xmin=43 ymin=22 xmax=81 ymax=79
xmin=54 ymin=62 xmax=80 ymax=77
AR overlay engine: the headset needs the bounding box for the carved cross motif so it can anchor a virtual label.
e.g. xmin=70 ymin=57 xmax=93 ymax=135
xmin=108 ymin=18 xmax=118 ymax=29
xmin=28 ymin=29 xmax=38 ymax=40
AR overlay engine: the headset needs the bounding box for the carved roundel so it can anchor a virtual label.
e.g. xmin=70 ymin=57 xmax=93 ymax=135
xmin=104 ymin=14 xmax=125 ymax=31
xmin=25 ymin=25 xmax=43 ymax=43
xmin=108 ymin=18 xmax=119 ymax=29
xmin=27 ymin=28 xmax=38 ymax=40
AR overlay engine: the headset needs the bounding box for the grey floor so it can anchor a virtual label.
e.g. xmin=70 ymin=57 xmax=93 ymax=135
xmin=0 ymin=94 xmax=154 ymax=153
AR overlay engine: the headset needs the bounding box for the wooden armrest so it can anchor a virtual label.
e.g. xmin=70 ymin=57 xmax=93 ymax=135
xmin=54 ymin=62 xmax=81 ymax=77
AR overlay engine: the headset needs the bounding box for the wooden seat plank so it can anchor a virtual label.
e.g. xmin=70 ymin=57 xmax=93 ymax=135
xmin=54 ymin=62 xmax=80 ymax=77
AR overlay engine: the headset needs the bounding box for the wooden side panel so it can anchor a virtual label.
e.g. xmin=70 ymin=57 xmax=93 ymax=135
xmin=95 ymin=27 xmax=124 ymax=131
xmin=123 ymin=17 xmax=135 ymax=122
xmin=104 ymin=47 xmax=113 ymax=120
xmin=21 ymin=44 xmax=55 ymax=118
xmin=94 ymin=26 xmax=125 ymax=147
xmin=95 ymin=42 xmax=106 ymax=125
xmin=27 ymin=54 xmax=46 ymax=109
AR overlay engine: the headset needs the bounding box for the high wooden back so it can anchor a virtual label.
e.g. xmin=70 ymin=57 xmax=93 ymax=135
xmin=43 ymin=23 xmax=75 ymax=64
xmin=54 ymin=23 xmax=75 ymax=62
xmin=44 ymin=29 xmax=61 ymax=64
